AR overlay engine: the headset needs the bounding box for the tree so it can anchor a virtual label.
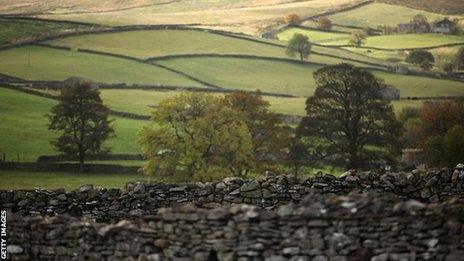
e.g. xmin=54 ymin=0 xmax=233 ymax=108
xmin=412 ymin=14 xmax=430 ymax=31
xmin=441 ymin=62 xmax=454 ymax=74
xmin=223 ymin=91 xmax=290 ymax=169
xmin=426 ymin=125 xmax=464 ymax=167
xmin=138 ymin=93 xmax=254 ymax=180
xmin=405 ymin=50 xmax=435 ymax=68
xmin=286 ymin=33 xmax=311 ymax=61
xmin=284 ymin=13 xmax=302 ymax=26
xmin=349 ymin=30 xmax=366 ymax=47
xmin=297 ymin=64 xmax=401 ymax=169
xmin=48 ymin=81 xmax=114 ymax=172
xmin=454 ymin=46 xmax=464 ymax=70
xmin=317 ymin=17 xmax=332 ymax=31
xmin=415 ymin=99 xmax=464 ymax=148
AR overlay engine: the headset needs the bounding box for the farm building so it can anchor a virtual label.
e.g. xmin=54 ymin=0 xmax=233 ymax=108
xmin=432 ymin=18 xmax=457 ymax=34
xmin=397 ymin=22 xmax=429 ymax=33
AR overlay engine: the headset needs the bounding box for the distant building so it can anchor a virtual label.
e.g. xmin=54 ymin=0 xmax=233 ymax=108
xmin=397 ymin=22 xmax=429 ymax=34
xmin=390 ymin=65 xmax=410 ymax=75
xmin=432 ymin=18 xmax=457 ymax=34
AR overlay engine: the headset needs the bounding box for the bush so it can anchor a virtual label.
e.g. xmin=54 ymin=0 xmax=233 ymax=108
xmin=317 ymin=17 xmax=332 ymax=31
xmin=284 ymin=13 xmax=302 ymax=26
xmin=426 ymin=125 xmax=464 ymax=167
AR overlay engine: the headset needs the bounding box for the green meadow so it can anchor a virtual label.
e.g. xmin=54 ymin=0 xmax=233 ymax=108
xmin=0 ymin=87 xmax=143 ymax=162
xmin=0 ymin=45 xmax=203 ymax=87
xmin=158 ymin=56 xmax=464 ymax=97
xmin=277 ymin=27 xmax=350 ymax=45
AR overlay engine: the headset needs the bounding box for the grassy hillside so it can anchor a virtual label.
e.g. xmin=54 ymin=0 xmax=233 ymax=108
xmin=97 ymin=89 xmax=308 ymax=116
xmin=0 ymin=18 xmax=97 ymax=46
xmin=362 ymin=34 xmax=464 ymax=50
xmin=0 ymin=87 xmax=144 ymax=162
xmin=158 ymin=56 xmax=464 ymax=97
xmin=45 ymin=29 xmax=385 ymax=68
xmin=277 ymin=27 xmax=350 ymax=45
xmin=0 ymin=45 xmax=203 ymax=87
xmin=328 ymin=3 xmax=462 ymax=28
xmin=279 ymin=27 xmax=464 ymax=49
xmin=46 ymin=29 xmax=289 ymax=59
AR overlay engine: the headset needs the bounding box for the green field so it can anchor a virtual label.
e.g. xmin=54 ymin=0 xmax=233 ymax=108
xmin=159 ymin=57 xmax=320 ymax=96
xmin=0 ymin=171 xmax=153 ymax=190
xmin=98 ymin=89 xmax=308 ymax=116
xmin=362 ymin=34 xmax=464 ymax=50
xmin=277 ymin=27 xmax=351 ymax=45
xmin=46 ymin=29 xmax=289 ymax=59
xmin=278 ymin=27 xmax=464 ymax=49
xmin=0 ymin=18 xmax=95 ymax=46
xmin=44 ymin=29 xmax=386 ymax=69
xmin=158 ymin=56 xmax=464 ymax=97
xmin=0 ymin=87 xmax=143 ymax=162
xmin=0 ymin=45 xmax=203 ymax=87
xmin=327 ymin=3 xmax=462 ymax=28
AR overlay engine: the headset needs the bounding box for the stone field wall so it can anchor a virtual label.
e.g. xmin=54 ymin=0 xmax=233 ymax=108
xmin=2 ymin=166 xmax=464 ymax=260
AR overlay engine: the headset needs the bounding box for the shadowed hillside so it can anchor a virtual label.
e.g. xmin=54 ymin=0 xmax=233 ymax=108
xmin=379 ymin=0 xmax=464 ymax=15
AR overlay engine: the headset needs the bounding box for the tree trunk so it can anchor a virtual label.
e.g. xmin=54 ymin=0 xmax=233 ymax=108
xmin=299 ymin=52 xmax=304 ymax=61
xmin=78 ymin=151 xmax=85 ymax=173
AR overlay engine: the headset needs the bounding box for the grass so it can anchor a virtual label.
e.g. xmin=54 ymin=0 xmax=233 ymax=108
xmin=0 ymin=18 xmax=94 ymax=46
xmin=362 ymin=34 xmax=464 ymax=50
xmin=46 ymin=29 xmax=288 ymax=59
xmin=45 ymin=29 xmax=383 ymax=69
xmin=0 ymin=171 xmax=153 ymax=190
xmin=277 ymin=27 xmax=351 ymax=45
xmin=0 ymin=45 xmax=203 ymax=87
xmin=98 ymin=89 xmax=308 ymax=116
xmin=158 ymin=57 xmax=320 ymax=96
xmin=0 ymin=87 xmax=144 ymax=162
xmin=158 ymin=56 xmax=464 ymax=97
xmin=327 ymin=3 xmax=463 ymax=28
xmin=343 ymin=47 xmax=408 ymax=62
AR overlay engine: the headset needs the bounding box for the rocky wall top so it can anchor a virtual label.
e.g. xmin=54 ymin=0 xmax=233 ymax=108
xmin=2 ymin=165 xmax=464 ymax=222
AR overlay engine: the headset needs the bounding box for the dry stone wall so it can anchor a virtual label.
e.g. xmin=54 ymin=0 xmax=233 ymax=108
xmin=3 ymin=166 xmax=464 ymax=260
xmin=2 ymin=167 xmax=464 ymax=222
xmin=6 ymin=192 xmax=464 ymax=261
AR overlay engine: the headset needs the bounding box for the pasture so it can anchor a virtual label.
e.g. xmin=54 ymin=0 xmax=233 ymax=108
xmin=46 ymin=29 xmax=288 ymax=59
xmin=45 ymin=29 xmax=384 ymax=68
xmin=0 ymin=45 xmax=203 ymax=87
xmin=0 ymin=18 xmax=93 ymax=46
xmin=277 ymin=27 xmax=350 ymax=45
xmin=327 ymin=3 xmax=462 ymax=28
xmin=158 ymin=56 xmax=464 ymax=97
xmin=0 ymin=171 xmax=151 ymax=190
xmin=0 ymin=87 xmax=143 ymax=162
xmin=362 ymin=34 xmax=464 ymax=50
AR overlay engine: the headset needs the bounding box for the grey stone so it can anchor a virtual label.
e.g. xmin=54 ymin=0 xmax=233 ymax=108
xmin=7 ymin=245 xmax=23 ymax=254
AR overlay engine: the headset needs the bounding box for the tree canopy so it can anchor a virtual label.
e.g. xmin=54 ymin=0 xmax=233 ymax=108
xmin=297 ymin=64 xmax=401 ymax=169
xmin=138 ymin=92 xmax=289 ymax=180
xmin=48 ymin=81 xmax=114 ymax=172
xmin=286 ymin=33 xmax=312 ymax=61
